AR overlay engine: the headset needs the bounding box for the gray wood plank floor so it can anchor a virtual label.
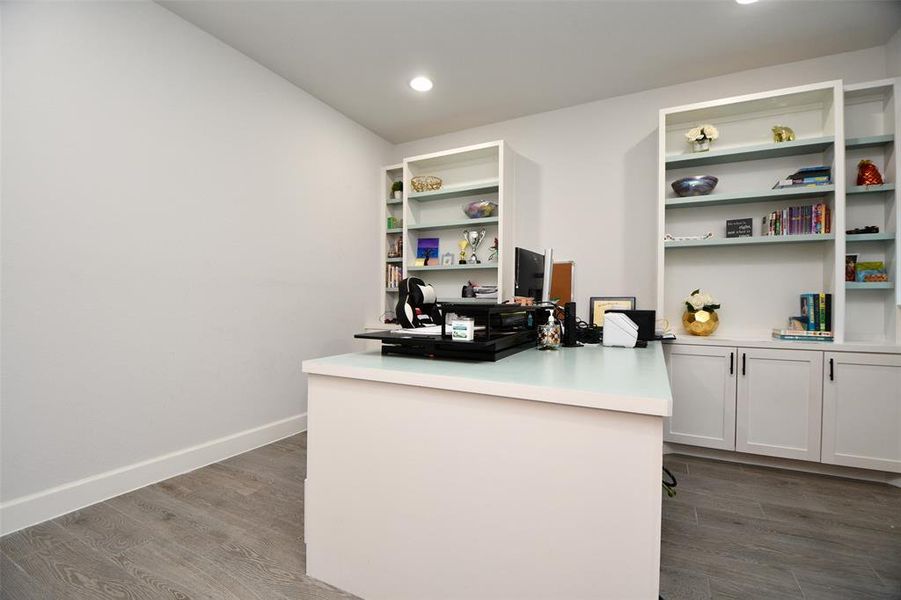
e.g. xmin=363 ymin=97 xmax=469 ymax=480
xmin=2 ymin=434 xmax=899 ymax=599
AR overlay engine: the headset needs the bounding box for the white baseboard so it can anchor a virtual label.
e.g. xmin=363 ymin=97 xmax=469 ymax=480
xmin=0 ymin=413 xmax=307 ymax=536
xmin=664 ymin=442 xmax=901 ymax=488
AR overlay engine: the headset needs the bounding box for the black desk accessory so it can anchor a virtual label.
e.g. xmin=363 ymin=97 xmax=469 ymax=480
xmin=356 ymin=303 xmax=540 ymax=361
xmin=562 ymin=302 xmax=582 ymax=347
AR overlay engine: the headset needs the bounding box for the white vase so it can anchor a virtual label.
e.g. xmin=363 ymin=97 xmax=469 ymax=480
xmin=393 ymin=191 xmax=402 ymax=199
xmin=692 ymin=139 xmax=710 ymax=153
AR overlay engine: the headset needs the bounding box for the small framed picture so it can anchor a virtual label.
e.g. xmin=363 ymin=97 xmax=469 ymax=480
xmin=441 ymin=252 xmax=454 ymax=266
xmin=589 ymin=296 xmax=636 ymax=328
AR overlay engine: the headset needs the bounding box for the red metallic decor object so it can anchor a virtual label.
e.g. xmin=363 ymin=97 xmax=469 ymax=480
xmin=857 ymin=160 xmax=884 ymax=186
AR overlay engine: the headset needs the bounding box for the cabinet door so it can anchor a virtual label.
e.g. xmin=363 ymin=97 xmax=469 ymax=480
xmin=663 ymin=344 xmax=736 ymax=450
xmin=822 ymin=352 xmax=901 ymax=473
xmin=736 ymin=348 xmax=823 ymax=461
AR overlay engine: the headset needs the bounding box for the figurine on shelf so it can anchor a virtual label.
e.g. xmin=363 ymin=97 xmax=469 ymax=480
xmin=488 ymin=237 xmax=498 ymax=262
xmin=857 ymin=160 xmax=884 ymax=186
xmin=457 ymin=237 xmax=469 ymax=264
xmin=771 ymin=125 xmax=795 ymax=143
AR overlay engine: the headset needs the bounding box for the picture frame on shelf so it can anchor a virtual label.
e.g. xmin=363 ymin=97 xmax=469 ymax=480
xmin=589 ymin=296 xmax=636 ymax=328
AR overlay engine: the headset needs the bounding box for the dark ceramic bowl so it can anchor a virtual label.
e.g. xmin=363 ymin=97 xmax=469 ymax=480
xmin=671 ymin=176 xmax=718 ymax=197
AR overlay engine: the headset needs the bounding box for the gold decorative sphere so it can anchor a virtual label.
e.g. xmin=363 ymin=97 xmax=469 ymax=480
xmin=682 ymin=309 xmax=719 ymax=336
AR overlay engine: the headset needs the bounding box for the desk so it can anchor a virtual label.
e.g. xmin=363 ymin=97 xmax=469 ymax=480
xmin=301 ymin=344 xmax=673 ymax=599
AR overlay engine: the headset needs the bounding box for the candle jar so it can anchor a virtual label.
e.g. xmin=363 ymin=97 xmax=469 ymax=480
xmin=538 ymin=317 xmax=562 ymax=350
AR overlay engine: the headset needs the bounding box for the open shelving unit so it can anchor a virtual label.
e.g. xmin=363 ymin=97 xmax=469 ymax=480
xmin=657 ymin=78 xmax=900 ymax=345
xmin=373 ymin=142 xmax=515 ymax=324
xmin=659 ymin=81 xmax=843 ymax=341
xmin=379 ymin=164 xmax=405 ymax=323
xmin=842 ymin=79 xmax=899 ymax=343
xmin=401 ymin=141 xmax=514 ymax=304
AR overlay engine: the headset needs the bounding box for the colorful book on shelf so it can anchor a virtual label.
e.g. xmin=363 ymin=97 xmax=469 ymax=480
xmin=799 ymin=293 xmax=832 ymax=332
xmin=764 ymin=203 xmax=830 ymax=236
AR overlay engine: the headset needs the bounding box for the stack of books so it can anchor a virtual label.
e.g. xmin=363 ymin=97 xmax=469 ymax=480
xmin=764 ymin=203 xmax=831 ymax=236
xmin=773 ymin=292 xmax=833 ymax=341
xmin=472 ymin=284 xmax=498 ymax=299
xmin=773 ymin=166 xmax=832 ymax=189
xmin=771 ymin=329 xmax=834 ymax=342
xmin=386 ymin=264 xmax=402 ymax=289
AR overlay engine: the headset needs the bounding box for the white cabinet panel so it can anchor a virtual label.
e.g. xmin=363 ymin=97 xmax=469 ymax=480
xmin=822 ymin=352 xmax=901 ymax=473
xmin=736 ymin=348 xmax=823 ymax=461
xmin=663 ymin=344 xmax=736 ymax=450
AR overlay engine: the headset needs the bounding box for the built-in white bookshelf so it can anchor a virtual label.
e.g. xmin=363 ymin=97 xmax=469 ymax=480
xmin=379 ymin=164 xmax=404 ymax=324
xmin=657 ymin=79 xmax=901 ymax=345
xmin=842 ymin=79 xmax=899 ymax=343
xmin=402 ymin=141 xmax=514 ymax=303
xmin=374 ymin=142 xmax=515 ymax=325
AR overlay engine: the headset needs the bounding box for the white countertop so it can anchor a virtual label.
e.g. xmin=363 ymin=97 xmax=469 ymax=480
xmin=665 ymin=335 xmax=901 ymax=354
xmin=302 ymin=344 xmax=672 ymax=417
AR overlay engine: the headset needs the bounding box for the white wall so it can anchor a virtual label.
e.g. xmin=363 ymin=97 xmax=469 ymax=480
xmin=887 ymin=27 xmax=901 ymax=77
xmin=394 ymin=47 xmax=889 ymax=323
xmin=0 ymin=1 xmax=390 ymax=533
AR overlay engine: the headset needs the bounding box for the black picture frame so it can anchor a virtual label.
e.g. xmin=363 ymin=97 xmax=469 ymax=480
xmin=589 ymin=296 xmax=637 ymax=328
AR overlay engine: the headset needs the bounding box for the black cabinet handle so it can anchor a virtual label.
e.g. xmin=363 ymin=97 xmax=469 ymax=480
xmin=730 ymin=352 xmax=734 ymax=375
xmin=742 ymin=353 xmax=746 ymax=376
xmin=829 ymin=358 xmax=834 ymax=381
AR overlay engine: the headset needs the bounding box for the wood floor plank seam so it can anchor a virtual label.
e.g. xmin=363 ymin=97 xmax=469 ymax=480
xmin=101 ymin=491 xmax=270 ymax=600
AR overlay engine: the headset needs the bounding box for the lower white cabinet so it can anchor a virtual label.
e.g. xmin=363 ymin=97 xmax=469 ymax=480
xmin=822 ymin=352 xmax=901 ymax=473
xmin=736 ymin=348 xmax=823 ymax=461
xmin=663 ymin=344 xmax=736 ymax=450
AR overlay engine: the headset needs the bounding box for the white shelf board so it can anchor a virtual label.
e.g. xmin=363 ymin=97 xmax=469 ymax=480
xmin=408 ymin=180 xmax=499 ymax=202
xmin=385 ymin=288 xmax=399 ymax=293
xmin=846 ymin=232 xmax=895 ymax=243
xmin=665 ymin=185 xmax=834 ymax=209
xmin=845 ymin=134 xmax=894 ymax=149
xmin=386 ymin=228 xmax=403 ymax=234
xmin=846 ymin=281 xmax=894 ymax=290
xmin=664 ymin=136 xmax=834 ymax=169
xmin=407 ymin=263 xmax=498 ymax=272
xmin=665 ymin=233 xmax=834 ymax=249
xmin=386 ymin=198 xmax=402 ymax=205
xmin=385 ymin=257 xmax=403 ymax=263
xmin=846 ymin=183 xmax=895 ymax=195
xmin=407 ymin=217 xmax=498 ymax=231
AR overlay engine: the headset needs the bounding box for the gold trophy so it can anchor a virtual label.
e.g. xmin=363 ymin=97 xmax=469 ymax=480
xmin=457 ymin=238 xmax=469 ymax=264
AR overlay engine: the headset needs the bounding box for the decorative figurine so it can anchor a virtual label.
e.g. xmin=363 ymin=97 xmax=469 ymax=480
xmin=488 ymin=237 xmax=498 ymax=262
xmin=772 ymin=125 xmax=795 ymax=143
xmin=463 ymin=229 xmax=487 ymax=264
xmin=857 ymin=160 xmax=884 ymax=186
xmin=457 ymin=237 xmax=469 ymax=264
xmin=685 ymin=124 xmax=719 ymax=152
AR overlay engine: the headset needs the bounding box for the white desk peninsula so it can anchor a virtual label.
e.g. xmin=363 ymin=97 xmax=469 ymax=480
xmin=301 ymin=344 xmax=673 ymax=600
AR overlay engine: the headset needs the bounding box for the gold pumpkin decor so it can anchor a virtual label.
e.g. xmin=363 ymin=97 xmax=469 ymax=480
xmin=410 ymin=175 xmax=443 ymax=193
xmin=683 ymin=289 xmax=721 ymax=336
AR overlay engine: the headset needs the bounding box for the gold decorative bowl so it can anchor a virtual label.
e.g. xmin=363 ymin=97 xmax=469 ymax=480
xmin=411 ymin=175 xmax=442 ymax=193
xmin=682 ymin=309 xmax=719 ymax=336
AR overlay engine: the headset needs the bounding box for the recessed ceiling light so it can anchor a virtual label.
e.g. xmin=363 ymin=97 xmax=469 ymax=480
xmin=735 ymin=0 xmax=758 ymax=4
xmin=409 ymin=76 xmax=433 ymax=92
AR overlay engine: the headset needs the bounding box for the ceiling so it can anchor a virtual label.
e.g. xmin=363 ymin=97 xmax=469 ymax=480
xmin=160 ymin=1 xmax=901 ymax=143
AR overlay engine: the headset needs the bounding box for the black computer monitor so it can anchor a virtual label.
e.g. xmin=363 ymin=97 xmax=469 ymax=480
xmin=514 ymin=247 xmax=553 ymax=302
